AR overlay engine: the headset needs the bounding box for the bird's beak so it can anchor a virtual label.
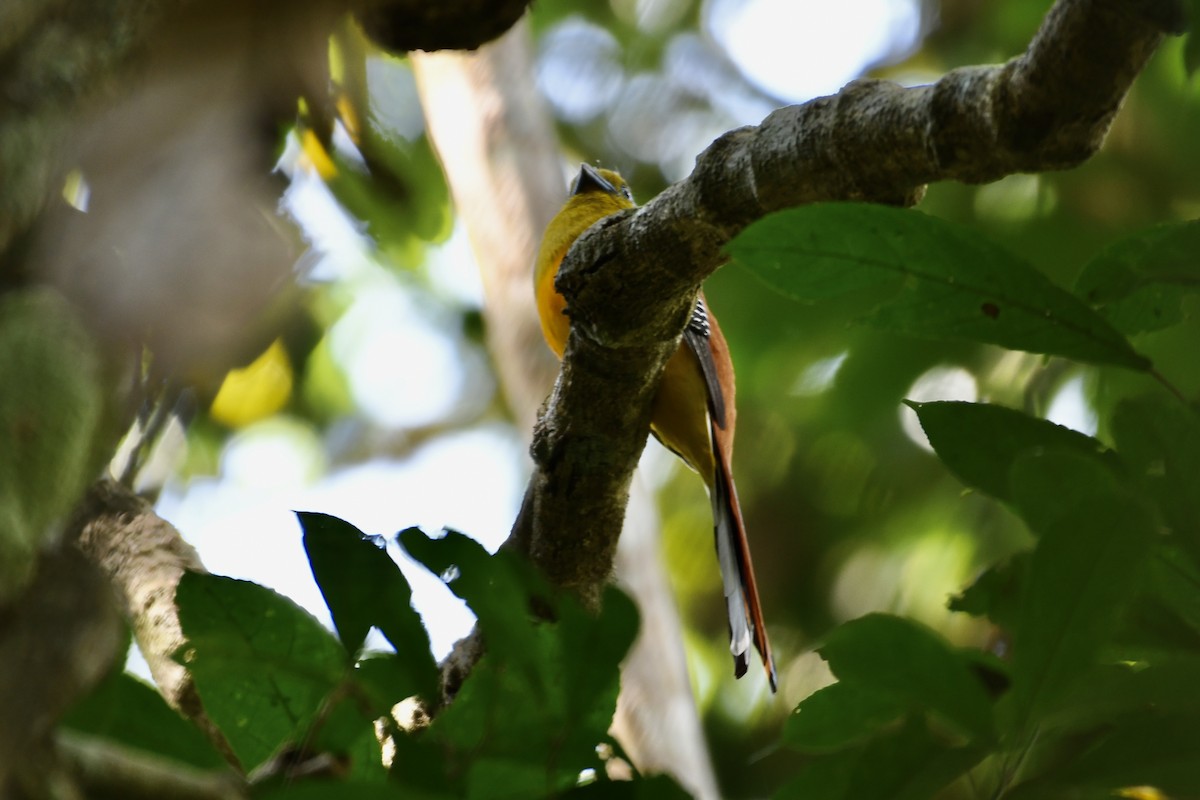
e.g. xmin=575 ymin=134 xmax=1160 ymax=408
xmin=572 ymin=163 xmax=617 ymax=197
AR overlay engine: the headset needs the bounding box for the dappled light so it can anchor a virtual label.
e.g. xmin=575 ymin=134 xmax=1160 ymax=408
xmin=901 ymin=365 xmax=979 ymax=451
xmin=707 ymin=0 xmax=924 ymax=101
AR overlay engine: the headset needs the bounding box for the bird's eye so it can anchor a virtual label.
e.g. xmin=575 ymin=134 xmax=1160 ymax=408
xmin=620 ymin=185 xmax=634 ymax=201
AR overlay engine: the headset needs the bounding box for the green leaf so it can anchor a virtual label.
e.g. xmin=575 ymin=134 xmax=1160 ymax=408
xmin=818 ymin=614 xmax=996 ymax=742
xmin=326 ymin=134 xmax=452 ymax=270
xmin=299 ymin=512 xmax=390 ymax=651
xmin=1075 ymin=220 xmax=1200 ymax=335
xmin=1186 ymin=0 xmax=1200 ymax=74
xmin=403 ymin=527 xmax=633 ymax=796
xmin=1111 ymin=395 xmax=1200 ymax=545
xmin=1118 ymin=545 xmax=1200 ymax=653
xmin=949 ymin=552 xmax=1028 ymax=629
xmin=558 ymin=586 xmax=639 ymax=742
xmin=1046 ymin=655 xmax=1200 ymax=730
xmin=1003 ymin=784 xmax=1119 ymax=800
xmin=1143 ymin=546 xmax=1200 ymax=638
xmin=428 ymin=613 xmax=624 ymax=787
xmin=0 ymin=288 xmax=105 ymax=600
xmin=175 ymin=573 xmax=347 ymax=770
xmin=256 ymin=781 xmax=419 ymax=799
xmin=398 ymin=529 xmax=636 ymax=794
xmin=466 ymin=758 xmax=561 ymax=800
xmin=386 ymin=726 xmax=454 ymax=797
xmin=353 ymin=653 xmax=428 ymax=717
xmin=783 ymin=681 xmax=907 ymax=752
xmin=430 ymin=645 xmax=575 ymax=793
xmin=1009 ymin=711 xmax=1200 ymax=798
xmin=774 ymin=751 xmax=855 ymax=800
xmin=402 ymin=529 xmax=553 ymax=762
xmin=564 ymin=774 xmax=692 ymax=798
xmin=776 ymin=715 xmax=984 ymax=800
xmin=398 ymin=528 xmax=547 ymax=672
xmin=910 ymin=400 xmax=1117 ymax=505
xmin=299 ymin=512 xmax=440 ymax=701
xmin=62 ymin=670 xmax=226 ymax=770
xmin=727 ymin=204 xmax=1148 ymax=370
xmin=280 ymin=680 xmax=388 ymax=781
xmin=1008 ymin=452 xmax=1157 ymax=727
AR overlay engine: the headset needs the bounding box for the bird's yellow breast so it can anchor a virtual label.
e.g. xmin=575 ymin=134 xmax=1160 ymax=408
xmin=536 ymin=251 xmax=569 ymax=357
xmin=533 ymin=175 xmax=633 ymax=359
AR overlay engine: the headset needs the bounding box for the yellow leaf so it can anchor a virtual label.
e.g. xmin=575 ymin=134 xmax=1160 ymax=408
xmin=211 ymin=339 xmax=293 ymax=428
xmin=299 ymin=129 xmax=337 ymax=179
xmin=1116 ymin=787 xmax=1169 ymax=800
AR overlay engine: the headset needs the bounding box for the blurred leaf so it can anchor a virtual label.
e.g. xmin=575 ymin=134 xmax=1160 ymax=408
xmin=1145 ymin=545 xmax=1200 ymax=636
xmin=818 ymin=614 xmax=996 ymax=742
xmin=465 ymin=758 xmax=560 ymax=800
xmin=257 ymin=781 xmax=415 ymax=799
xmin=962 ymin=649 xmax=1012 ymax=700
xmin=300 ymin=334 xmax=356 ymax=423
xmin=564 ymin=774 xmax=692 ymax=798
xmin=727 ymin=204 xmax=1149 ymax=370
xmin=297 ymin=697 xmax=389 ymax=781
xmin=387 ymin=724 xmax=454 ymax=797
xmin=1008 ymin=711 xmax=1200 ymax=798
xmin=300 ymin=512 xmax=440 ymax=702
xmin=776 ymin=715 xmax=984 ymax=800
xmin=1074 ymin=220 xmax=1200 ymax=335
xmin=368 ymin=134 xmax=452 ymax=245
xmin=176 ymin=573 xmax=347 ymax=770
xmin=63 ymin=670 xmax=226 ymax=770
xmin=1008 ymin=452 xmax=1157 ymax=728
xmin=1045 ymin=655 xmax=1200 ymax=730
xmin=354 ymin=653 xmax=429 ymax=716
xmin=324 ymin=134 xmax=451 ymax=269
xmin=0 ymin=288 xmax=104 ymax=599
xmin=783 ymin=681 xmax=907 ymax=752
xmin=210 ymin=338 xmax=294 ymax=428
xmin=1111 ymin=394 xmax=1200 ymax=545
xmin=1002 ymin=784 xmax=1118 ymax=800
xmin=774 ymin=747 xmax=854 ymax=799
xmin=909 ymin=400 xmax=1116 ymax=505
xmin=949 ymin=552 xmax=1028 ymax=629
xmin=1119 ymin=545 xmax=1200 ymax=653
xmin=1187 ymin=0 xmax=1200 ymax=73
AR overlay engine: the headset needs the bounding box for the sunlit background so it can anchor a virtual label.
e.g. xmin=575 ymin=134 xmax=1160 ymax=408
xmin=121 ymin=0 xmax=1200 ymax=793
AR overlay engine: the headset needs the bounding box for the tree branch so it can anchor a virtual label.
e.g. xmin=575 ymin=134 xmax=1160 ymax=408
xmin=72 ymin=479 xmax=240 ymax=769
xmin=512 ymin=0 xmax=1183 ymax=602
xmin=58 ymin=731 xmax=247 ymax=800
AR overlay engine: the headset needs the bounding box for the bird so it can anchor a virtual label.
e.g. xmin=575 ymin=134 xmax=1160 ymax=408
xmin=534 ymin=163 xmax=777 ymax=692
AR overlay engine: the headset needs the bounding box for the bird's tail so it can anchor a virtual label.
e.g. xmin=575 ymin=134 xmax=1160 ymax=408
xmin=711 ymin=425 xmax=777 ymax=692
